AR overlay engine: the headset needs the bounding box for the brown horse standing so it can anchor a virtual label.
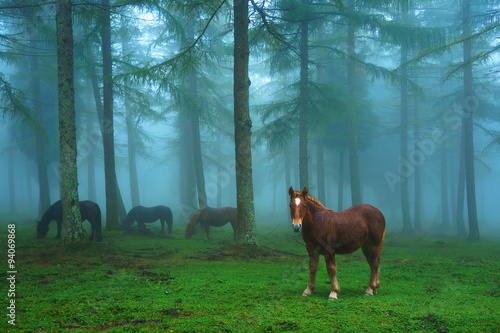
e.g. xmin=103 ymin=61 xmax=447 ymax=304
xmin=185 ymin=206 xmax=238 ymax=240
xmin=289 ymin=186 xmax=385 ymax=300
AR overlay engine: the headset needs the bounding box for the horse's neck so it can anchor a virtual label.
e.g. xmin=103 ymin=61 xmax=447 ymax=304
xmin=306 ymin=200 xmax=326 ymax=215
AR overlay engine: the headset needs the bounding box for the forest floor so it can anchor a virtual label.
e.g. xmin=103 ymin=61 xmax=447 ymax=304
xmin=1 ymin=220 xmax=499 ymax=332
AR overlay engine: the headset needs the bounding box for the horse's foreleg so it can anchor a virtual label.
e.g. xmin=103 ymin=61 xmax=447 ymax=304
xmin=56 ymin=220 xmax=62 ymax=239
xmin=160 ymin=220 xmax=165 ymax=233
xmin=362 ymin=243 xmax=381 ymax=296
xmin=204 ymin=224 xmax=210 ymax=240
xmin=325 ymin=254 xmax=339 ymax=300
xmin=303 ymin=254 xmax=318 ymax=297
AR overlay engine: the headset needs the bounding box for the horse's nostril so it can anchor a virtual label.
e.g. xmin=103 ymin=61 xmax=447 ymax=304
xmin=292 ymin=223 xmax=302 ymax=231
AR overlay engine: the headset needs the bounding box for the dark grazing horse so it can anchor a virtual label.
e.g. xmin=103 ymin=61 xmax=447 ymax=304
xmin=121 ymin=205 xmax=173 ymax=233
xmin=185 ymin=206 xmax=238 ymax=240
xmin=36 ymin=200 xmax=102 ymax=241
xmin=289 ymin=186 xmax=385 ymax=300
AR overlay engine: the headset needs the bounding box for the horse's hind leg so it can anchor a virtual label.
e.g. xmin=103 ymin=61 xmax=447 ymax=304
xmin=362 ymin=242 xmax=382 ymax=295
xmin=325 ymin=253 xmax=340 ymax=300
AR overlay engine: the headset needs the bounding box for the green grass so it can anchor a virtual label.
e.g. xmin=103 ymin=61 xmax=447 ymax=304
xmin=2 ymin=221 xmax=499 ymax=332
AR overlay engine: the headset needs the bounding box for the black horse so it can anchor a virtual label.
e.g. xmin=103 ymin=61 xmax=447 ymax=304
xmin=121 ymin=205 xmax=173 ymax=233
xmin=36 ymin=200 xmax=103 ymax=241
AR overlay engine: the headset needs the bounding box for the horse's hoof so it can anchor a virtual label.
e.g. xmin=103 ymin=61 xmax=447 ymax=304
xmin=302 ymin=288 xmax=312 ymax=296
xmin=328 ymin=292 xmax=338 ymax=300
xmin=365 ymin=287 xmax=375 ymax=296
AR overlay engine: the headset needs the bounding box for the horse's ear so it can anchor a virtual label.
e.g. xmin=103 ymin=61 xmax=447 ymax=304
xmin=288 ymin=186 xmax=294 ymax=198
xmin=302 ymin=187 xmax=308 ymax=198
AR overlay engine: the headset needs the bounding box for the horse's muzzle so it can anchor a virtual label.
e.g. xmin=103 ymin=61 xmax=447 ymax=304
xmin=292 ymin=223 xmax=302 ymax=232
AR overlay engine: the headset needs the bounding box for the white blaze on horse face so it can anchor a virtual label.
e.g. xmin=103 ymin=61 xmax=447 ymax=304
xmin=294 ymin=198 xmax=301 ymax=206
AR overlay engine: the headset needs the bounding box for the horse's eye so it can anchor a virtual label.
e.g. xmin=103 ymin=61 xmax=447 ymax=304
xmin=289 ymin=203 xmax=294 ymax=207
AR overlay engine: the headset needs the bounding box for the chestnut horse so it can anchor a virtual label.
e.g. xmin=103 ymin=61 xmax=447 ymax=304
xmin=185 ymin=206 xmax=238 ymax=240
xmin=121 ymin=205 xmax=173 ymax=233
xmin=36 ymin=200 xmax=102 ymax=241
xmin=289 ymin=186 xmax=385 ymax=300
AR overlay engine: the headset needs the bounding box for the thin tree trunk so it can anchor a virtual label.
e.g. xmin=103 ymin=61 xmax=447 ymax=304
xmin=30 ymin=31 xmax=51 ymax=216
xmin=234 ymin=0 xmax=257 ymax=245
xmin=338 ymin=149 xmax=344 ymax=211
xmin=86 ymin=32 xmax=126 ymax=221
xmin=400 ymin=35 xmax=412 ymax=234
xmin=8 ymin=146 xmax=16 ymax=215
xmin=440 ymin=139 xmax=450 ymax=230
xmin=456 ymin=116 xmax=467 ymax=235
xmin=101 ymin=0 xmax=120 ymax=230
xmin=217 ymin=134 xmax=222 ymax=208
xmin=179 ymin=118 xmax=197 ymax=219
xmin=414 ymin=97 xmax=421 ymax=231
xmin=299 ymin=20 xmax=309 ymax=189
xmin=86 ymin=114 xmax=97 ymax=202
xmin=347 ymin=3 xmax=361 ymax=206
xmin=56 ymin=0 xmax=84 ymax=243
xmin=316 ymin=139 xmax=325 ymax=204
xmin=463 ymin=0 xmax=479 ymax=240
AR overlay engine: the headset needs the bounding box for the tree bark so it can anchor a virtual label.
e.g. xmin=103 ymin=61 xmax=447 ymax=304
xmin=234 ymin=0 xmax=257 ymax=245
xmin=413 ymin=97 xmax=421 ymax=231
xmin=338 ymin=149 xmax=344 ymax=211
xmin=299 ymin=20 xmax=309 ymax=189
xmin=400 ymin=39 xmax=412 ymax=234
xmin=8 ymin=146 xmax=16 ymax=215
xmin=440 ymin=138 xmax=450 ymax=230
xmin=101 ymin=0 xmax=120 ymax=230
xmin=316 ymin=139 xmax=325 ymax=204
xmin=347 ymin=4 xmax=361 ymax=206
xmin=86 ymin=114 xmax=97 ymax=202
xmin=456 ymin=116 xmax=467 ymax=235
xmin=121 ymin=31 xmax=140 ymax=207
xmin=86 ymin=31 xmax=126 ymax=221
xmin=463 ymin=0 xmax=479 ymax=240
xmin=56 ymin=0 xmax=84 ymax=243
xmin=30 ymin=25 xmax=51 ymax=216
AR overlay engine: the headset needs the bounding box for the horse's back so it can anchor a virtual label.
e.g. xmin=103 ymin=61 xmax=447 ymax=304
xmin=79 ymin=200 xmax=101 ymax=223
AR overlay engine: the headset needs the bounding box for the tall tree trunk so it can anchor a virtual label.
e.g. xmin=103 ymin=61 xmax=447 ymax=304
xmin=186 ymin=15 xmax=207 ymax=208
xmin=440 ymin=139 xmax=450 ymax=230
xmin=30 ymin=28 xmax=51 ymax=216
xmin=299 ymin=20 xmax=309 ymax=189
xmin=463 ymin=0 xmax=479 ymax=240
xmin=413 ymin=97 xmax=421 ymax=231
xmin=284 ymin=146 xmax=291 ymax=213
xmin=179 ymin=118 xmax=197 ymax=219
xmin=121 ymin=33 xmax=140 ymax=207
xmin=101 ymin=0 xmax=120 ymax=230
xmin=456 ymin=116 xmax=467 ymax=235
xmin=86 ymin=113 xmax=97 ymax=202
xmin=400 ymin=34 xmax=412 ymax=234
xmin=347 ymin=4 xmax=361 ymax=206
xmin=56 ymin=0 xmax=84 ymax=243
xmin=125 ymin=103 xmax=140 ymax=207
xmin=234 ymin=0 xmax=257 ymax=245
xmin=217 ymin=134 xmax=222 ymax=208
xmin=8 ymin=146 xmax=16 ymax=215
xmin=86 ymin=35 xmax=126 ymax=221
xmin=316 ymin=139 xmax=325 ymax=204
xmin=338 ymin=149 xmax=344 ymax=211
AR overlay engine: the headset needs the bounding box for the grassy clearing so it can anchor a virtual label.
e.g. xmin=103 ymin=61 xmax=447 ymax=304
xmin=2 ymin=221 xmax=499 ymax=332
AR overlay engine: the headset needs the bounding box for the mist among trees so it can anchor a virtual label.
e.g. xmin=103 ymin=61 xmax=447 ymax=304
xmin=1 ymin=0 xmax=500 ymax=241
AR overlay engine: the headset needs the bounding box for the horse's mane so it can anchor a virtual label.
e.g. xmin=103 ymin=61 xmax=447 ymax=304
xmin=295 ymin=191 xmax=333 ymax=212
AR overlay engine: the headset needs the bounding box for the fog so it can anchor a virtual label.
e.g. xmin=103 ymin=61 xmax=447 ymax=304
xmin=1 ymin=1 xmax=499 ymax=240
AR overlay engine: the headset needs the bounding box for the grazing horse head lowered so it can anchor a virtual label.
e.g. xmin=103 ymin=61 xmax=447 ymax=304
xmin=288 ymin=186 xmax=386 ymax=300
